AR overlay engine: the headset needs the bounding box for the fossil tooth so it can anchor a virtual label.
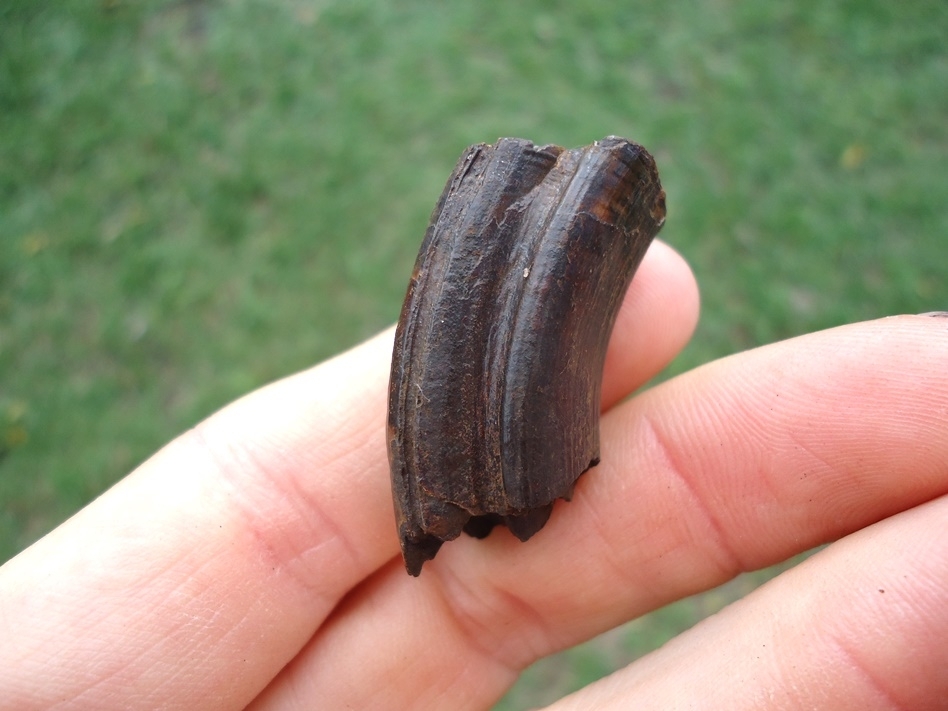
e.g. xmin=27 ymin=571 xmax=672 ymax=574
xmin=388 ymin=136 xmax=666 ymax=575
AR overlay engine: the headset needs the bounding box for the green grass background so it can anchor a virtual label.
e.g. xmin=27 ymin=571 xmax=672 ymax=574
xmin=1 ymin=1 xmax=945 ymax=707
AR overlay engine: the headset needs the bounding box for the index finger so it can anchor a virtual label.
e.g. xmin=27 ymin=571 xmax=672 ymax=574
xmin=0 ymin=240 xmax=698 ymax=710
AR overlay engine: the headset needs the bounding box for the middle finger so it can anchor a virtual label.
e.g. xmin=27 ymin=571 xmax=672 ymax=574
xmin=251 ymin=315 xmax=948 ymax=710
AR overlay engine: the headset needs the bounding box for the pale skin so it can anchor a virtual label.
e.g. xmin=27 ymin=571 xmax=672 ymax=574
xmin=2 ymin=241 xmax=947 ymax=710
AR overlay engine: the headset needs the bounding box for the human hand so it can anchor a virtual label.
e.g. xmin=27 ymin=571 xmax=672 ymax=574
xmin=2 ymin=241 xmax=946 ymax=710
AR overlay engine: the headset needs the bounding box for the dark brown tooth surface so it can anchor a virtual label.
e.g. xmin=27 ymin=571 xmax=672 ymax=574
xmin=388 ymin=136 xmax=666 ymax=576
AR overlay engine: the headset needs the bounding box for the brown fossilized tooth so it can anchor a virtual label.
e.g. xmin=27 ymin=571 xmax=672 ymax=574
xmin=388 ymin=136 xmax=666 ymax=575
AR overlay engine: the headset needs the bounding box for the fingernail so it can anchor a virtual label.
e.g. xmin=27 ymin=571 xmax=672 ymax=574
xmin=919 ymin=311 xmax=948 ymax=318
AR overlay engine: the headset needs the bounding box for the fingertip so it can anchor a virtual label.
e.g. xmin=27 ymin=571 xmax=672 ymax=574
xmin=635 ymin=239 xmax=701 ymax=341
xmin=602 ymin=239 xmax=700 ymax=409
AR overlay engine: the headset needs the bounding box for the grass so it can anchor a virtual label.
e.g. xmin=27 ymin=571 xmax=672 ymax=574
xmin=1 ymin=0 xmax=945 ymax=707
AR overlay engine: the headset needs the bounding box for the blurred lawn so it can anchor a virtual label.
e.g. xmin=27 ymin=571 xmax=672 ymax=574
xmin=1 ymin=0 xmax=945 ymax=708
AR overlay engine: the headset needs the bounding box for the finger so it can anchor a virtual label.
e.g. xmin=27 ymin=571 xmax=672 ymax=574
xmin=548 ymin=494 xmax=948 ymax=710
xmin=600 ymin=239 xmax=700 ymax=409
xmin=0 ymin=329 xmax=395 ymax=711
xmin=0 ymin=240 xmax=698 ymax=710
xmin=250 ymin=315 xmax=948 ymax=710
